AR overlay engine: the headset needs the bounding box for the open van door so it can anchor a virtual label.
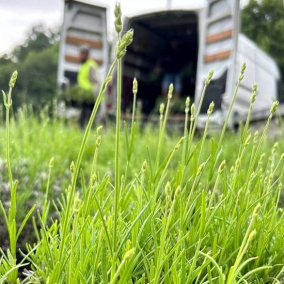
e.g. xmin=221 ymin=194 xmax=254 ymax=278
xmin=57 ymin=0 xmax=109 ymax=89
xmin=196 ymin=0 xmax=240 ymax=126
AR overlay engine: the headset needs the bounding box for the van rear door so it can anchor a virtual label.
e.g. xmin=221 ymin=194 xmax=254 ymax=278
xmin=196 ymin=0 xmax=240 ymax=118
xmin=57 ymin=0 xmax=108 ymax=89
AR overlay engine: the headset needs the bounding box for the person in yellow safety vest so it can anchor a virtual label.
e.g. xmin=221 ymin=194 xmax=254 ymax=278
xmin=78 ymin=46 xmax=99 ymax=94
xmin=76 ymin=46 xmax=101 ymax=125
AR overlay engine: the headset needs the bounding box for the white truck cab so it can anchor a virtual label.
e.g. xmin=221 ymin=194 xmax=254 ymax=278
xmin=57 ymin=0 xmax=281 ymax=127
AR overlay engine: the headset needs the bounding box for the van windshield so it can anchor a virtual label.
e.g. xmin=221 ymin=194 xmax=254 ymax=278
xmin=123 ymin=10 xmax=199 ymax=114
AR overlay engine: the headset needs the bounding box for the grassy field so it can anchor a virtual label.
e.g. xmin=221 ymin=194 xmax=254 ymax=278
xmin=0 ymin=96 xmax=284 ymax=283
xmin=0 ymin=105 xmax=283 ymax=223
xmin=1 ymin=4 xmax=284 ymax=283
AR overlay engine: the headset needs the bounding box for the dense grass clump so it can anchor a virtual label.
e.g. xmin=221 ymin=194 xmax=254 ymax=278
xmin=1 ymin=4 xmax=284 ymax=284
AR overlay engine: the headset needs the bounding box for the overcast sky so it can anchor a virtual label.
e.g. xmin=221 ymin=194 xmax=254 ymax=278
xmin=0 ymin=0 xmax=247 ymax=56
xmin=0 ymin=0 xmax=207 ymax=55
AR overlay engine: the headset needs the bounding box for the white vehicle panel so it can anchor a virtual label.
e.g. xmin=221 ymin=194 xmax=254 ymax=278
xmin=57 ymin=0 xmax=108 ymax=88
xmin=205 ymin=37 xmax=234 ymax=55
xmin=234 ymin=34 xmax=280 ymax=120
xmin=207 ymin=16 xmax=233 ymax=35
xmin=195 ymin=0 xmax=240 ymax=114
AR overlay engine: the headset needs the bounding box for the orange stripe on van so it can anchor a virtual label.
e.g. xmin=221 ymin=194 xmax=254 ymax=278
xmin=65 ymin=55 xmax=103 ymax=65
xmin=206 ymin=29 xmax=233 ymax=43
xmin=204 ymin=50 xmax=231 ymax=63
xmin=66 ymin=35 xmax=103 ymax=49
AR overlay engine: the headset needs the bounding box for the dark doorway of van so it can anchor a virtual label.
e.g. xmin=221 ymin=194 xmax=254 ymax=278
xmin=123 ymin=10 xmax=199 ymax=114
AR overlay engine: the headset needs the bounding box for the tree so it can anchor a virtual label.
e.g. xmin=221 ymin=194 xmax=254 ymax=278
xmin=242 ymin=0 xmax=284 ymax=101
xmin=0 ymin=25 xmax=60 ymax=108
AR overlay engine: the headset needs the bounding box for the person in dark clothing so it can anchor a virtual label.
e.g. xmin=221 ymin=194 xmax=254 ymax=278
xmin=159 ymin=38 xmax=185 ymax=98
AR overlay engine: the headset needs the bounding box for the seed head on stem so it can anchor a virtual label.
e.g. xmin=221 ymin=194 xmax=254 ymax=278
xmin=165 ymin=182 xmax=171 ymax=198
xmin=174 ymin=186 xmax=181 ymax=198
xmin=9 ymin=70 xmax=18 ymax=89
xmin=270 ymin=101 xmax=279 ymax=115
xmin=168 ymin=83 xmax=173 ymax=100
xmin=253 ymin=203 xmax=261 ymax=217
xmin=245 ymin=134 xmax=251 ymax=145
xmin=133 ymin=77 xmax=138 ymax=95
xmin=114 ymin=3 xmax=122 ymax=34
xmin=49 ymin=157 xmax=54 ymax=168
xmin=185 ymin=97 xmax=190 ymax=114
xmin=96 ymin=125 xmax=103 ymax=135
xmin=70 ymin=161 xmax=75 ymax=174
xmin=205 ymin=69 xmax=214 ymax=86
xmin=96 ymin=135 xmax=101 ymax=147
xmin=207 ymin=101 xmax=215 ymax=115
xmin=239 ymin=62 xmax=246 ymax=81
xmin=141 ymin=160 xmax=147 ymax=173
xmin=197 ymin=162 xmax=206 ymax=176
xmin=218 ymin=160 xmax=226 ymax=174
xmin=123 ymin=247 xmax=136 ymax=260
xmin=250 ymin=83 xmax=258 ymax=103
xmin=190 ymin=103 xmax=195 ymax=122
xmin=116 ymin=29 xmax=134 ymax=59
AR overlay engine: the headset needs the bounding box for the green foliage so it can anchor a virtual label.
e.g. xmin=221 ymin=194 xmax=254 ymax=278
xmin=11 ymin=25 xmax=59 ymax=62
xmin=242 ymin=0 xmax=284 ymax=100
xmin=0 ymin=25 xmax=59 ymax=108
xmin=1 ymin=86 xmax=284 ymax=283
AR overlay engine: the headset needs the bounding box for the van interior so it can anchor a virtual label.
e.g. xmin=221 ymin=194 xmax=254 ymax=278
xmin=123 ymin=10 xmax=199 ymax=114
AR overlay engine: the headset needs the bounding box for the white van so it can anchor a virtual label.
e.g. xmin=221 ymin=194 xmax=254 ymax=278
xmin=57 ymin=0 xmax=281 ymax=127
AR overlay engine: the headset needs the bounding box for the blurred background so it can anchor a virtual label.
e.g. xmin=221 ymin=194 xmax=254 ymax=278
xmin=0 ymin=0 xmax=283 ymax=111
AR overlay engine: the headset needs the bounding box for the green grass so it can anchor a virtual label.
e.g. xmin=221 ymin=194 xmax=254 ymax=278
xmin=1 ymin=4 xmax=284 ymax=283
xmin=1 ymin=86 xmax=284 ymax=284
xmin=0 ymin=107 xmax=282 ymax=225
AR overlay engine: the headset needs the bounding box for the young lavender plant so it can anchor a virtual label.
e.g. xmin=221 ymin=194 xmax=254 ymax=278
xmin=113 ymin=2 xmax=134 ymax=276
xmin=0 ymin=71 xmax=36 ymax=283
